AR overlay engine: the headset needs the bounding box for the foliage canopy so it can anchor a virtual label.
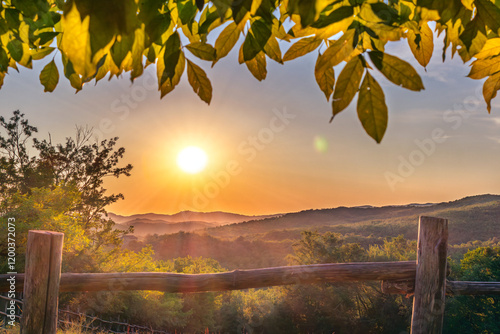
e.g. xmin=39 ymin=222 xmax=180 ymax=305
xmin=1 ymin=0 xmax=500 ymax=142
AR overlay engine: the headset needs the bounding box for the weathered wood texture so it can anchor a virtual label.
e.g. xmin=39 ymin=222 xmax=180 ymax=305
xmin=410 ymin=216 xmax=448 ymax=334
xmin=1 ymin=261 xmax=416 ymax=293
xmin=446 ymin=281 xmax=500 ymax=295
xmin=382 ymin=279 xmax=500 ymax=296
xmin=20 ymin=231 xmax=64 ymax=334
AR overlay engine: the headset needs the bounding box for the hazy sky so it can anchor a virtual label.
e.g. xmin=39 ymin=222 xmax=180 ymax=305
xmin=1 ymin=31 xmax=499 ymax=216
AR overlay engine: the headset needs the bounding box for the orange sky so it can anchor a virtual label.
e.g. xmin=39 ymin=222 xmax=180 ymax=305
xmin=1 ymin=32 xmax=500 ymax=216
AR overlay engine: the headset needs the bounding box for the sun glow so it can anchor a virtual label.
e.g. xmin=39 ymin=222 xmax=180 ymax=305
xmin=176 ymin=146 xmax=208 ymax=174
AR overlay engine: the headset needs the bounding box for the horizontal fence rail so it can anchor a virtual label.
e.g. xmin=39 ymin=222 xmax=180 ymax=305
xmin=2 ymin=266 xmax=500 ymax=295
xmin=2 ymin=261 xmax=416 ymax=293
xmin=382 ymin=279 xmax=500 ymax=296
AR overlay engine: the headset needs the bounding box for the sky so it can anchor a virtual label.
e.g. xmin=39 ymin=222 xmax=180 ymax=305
xmin=1 ymin=30 xmax=500 ymax=216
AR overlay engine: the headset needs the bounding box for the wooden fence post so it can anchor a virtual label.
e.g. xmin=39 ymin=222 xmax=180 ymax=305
xmin=21 ymin=231 xmax=64 ymax=334
xmin=410 ymin=216 xmax=448 ymax=334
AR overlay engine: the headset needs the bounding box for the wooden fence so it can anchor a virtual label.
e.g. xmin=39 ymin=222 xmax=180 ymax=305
xmin=1 ymin=216 xmax=500 ymax=334
xmin=0 ymin=295 xmax=170 ymax=334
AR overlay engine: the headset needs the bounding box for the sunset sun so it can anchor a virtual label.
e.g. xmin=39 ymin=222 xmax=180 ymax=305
xmin=176 ymin=146 xmax=208 ymax=174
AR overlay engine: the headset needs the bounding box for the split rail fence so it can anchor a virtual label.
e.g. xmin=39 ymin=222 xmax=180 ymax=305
xmin=1 ymin=216 xmax=500 ymax=334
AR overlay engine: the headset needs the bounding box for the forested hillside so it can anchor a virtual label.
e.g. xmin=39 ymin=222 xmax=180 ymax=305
xmin=202 ymin=194 xmax=500 ymax=244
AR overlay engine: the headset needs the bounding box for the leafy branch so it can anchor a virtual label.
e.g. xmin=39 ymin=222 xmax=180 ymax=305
xmin=1 ymin=0 xmax=500 ymax=142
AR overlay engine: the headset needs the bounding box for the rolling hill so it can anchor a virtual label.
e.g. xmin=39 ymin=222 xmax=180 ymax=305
xmin=201 ymin=194 xmax=500 ymax=244
xmin=109 ymin=211 xmax=281 ymax=236
xmin=121 ymin=194 xmax=500 ymax=269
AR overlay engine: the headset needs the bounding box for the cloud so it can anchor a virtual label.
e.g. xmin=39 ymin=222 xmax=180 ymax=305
xmin=487 ymin=136 xmax=500 ymax=144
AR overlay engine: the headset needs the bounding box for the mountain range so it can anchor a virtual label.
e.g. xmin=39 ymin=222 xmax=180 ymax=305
xmin=112 ymin=194 xmax=500 ymax=244
xmin=110 ymin=211 xmax=280 ymax=236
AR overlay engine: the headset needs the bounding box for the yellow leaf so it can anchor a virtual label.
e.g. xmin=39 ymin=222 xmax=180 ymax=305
xmin=475 ymin=38 xmax=500 ymax=59
xmin=60 ymin=3 xmax=95 ymax=79
xmin=186 ymin=59 xmax=212 ymax=104
xmin=407 ymin=22 xmax=433 ymax=68
xmin=263 ymin=37 xmax=282 ymax=64
xmin=332 ymin=56 xmax=364 ymax=114
xmin=369 ymin=51 xmax=424 ymax=91
xmin=284 ymin=37 xmax=322 ymax=62
xmin=357 ymin=71 xmax=388 ymax=143
xmin=39 ymin=59 xmax=59 ymax=92
xmin=316 ymin=29 xmax=355 ymax=73
xmin=365 ymin=22 xmax=402 ymax=42
xmin=314 ymin=55 xmax=335 ymax=100
xmin=213 ymin=22 xmax=240 ymax=65
xmin=245 ymin=51 xmax=267 ymax=81
xmin=158 ymin=49 xmax=185 ymax=98
xmin=483 ymin=71 xmax=500 ymax=113
xmin=468 ymin=56 xmax=500 ymax=80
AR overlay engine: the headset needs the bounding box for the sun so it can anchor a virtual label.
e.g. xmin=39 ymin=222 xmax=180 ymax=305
xmin=176 ymin=146 xmax=208 ymax=174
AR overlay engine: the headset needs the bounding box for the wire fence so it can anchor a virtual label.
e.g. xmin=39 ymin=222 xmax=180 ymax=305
xmin=0 ymin=293 xmax=171 ymax=334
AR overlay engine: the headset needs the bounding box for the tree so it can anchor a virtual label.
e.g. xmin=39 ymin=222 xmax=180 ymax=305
xmin=0 ymin=110 xmax=133 ymax=272
xmin=0 ymin=0 xmax=499 ymax=142
xmin=444 ymin=246 xmax=500 ymax=334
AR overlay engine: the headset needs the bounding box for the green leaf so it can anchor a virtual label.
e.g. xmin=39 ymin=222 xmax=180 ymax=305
xmin=231 ymin=0 xmax=252 ymax=25
xmin=31 ymin=47 xmax=56 ymax=61
xmin=251 ymin=20 xmax=272 ymax=51
xmin=36 ymin=31 xmax=60 ymax=46
xmin=407 ymin=22 xmax=433 ymax=68
xmin=185 ymin=42 xmax=216 ymax=61
xmin=242 ymin=32 xmax=261 ymax=62
xmin=212 ymin=0 xmax=231 ymax=19
xmin=7 ymin=40 xmax=23 ymax=62
xmin=158 ymin=50 xmax=185 ymax=98
xmin=0 ymin=47 xmax=9 ymax=71
xmin=311 ymin=6 xmax=354 ymax=29
xmin=186 ymin=59 xmax=212 ymax=104
xmin=111 ymin=34 xmax=134 ymax=69
xmin=459 ymin=15 xmax=487 ymax=61
xmin=357 ymin=71 xmax=388 ymax=143
xmin=195 ymin=0 xmax=205 ymax=11
xmin=199 ymin=5 xmax=222 ymax=35
xmin=468 ymin=56 xmax=500 ymax=80
xmin=162 ymin=31 xmax=181 ymax=83
xmin=369 ymin=51 xmax=424 ymax=91
xmin=177 ymin=0 xmax=198 ymax=25
xmin=475 ymin=0 xmax=500 ymax=33
xmin=39 ymin=59 xmax=59 ymax=92
xmin=61 ymin=53 xmax=83 ymax=92
xmin=213 ymin=22 xmax=239 ymax=65
xmin=483 ymin=71 xmax=500 ymax=113
xmin=145 ymin=13 xmax=171 ymax=45
xmin=245 ymin=51 xmax=267 ymax=81
xmin=316 ymin=29 xmax=355 ymax=73
xmin=332 ymin=55 xmax=364 ymax=115
xmin=288 ymin=0 xmax=316 ymax=27
xmin=284 ymin=37 xmax=322 ymax=62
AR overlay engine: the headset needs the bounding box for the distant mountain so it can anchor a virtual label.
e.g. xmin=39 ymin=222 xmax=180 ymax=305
xmin=201 ymin=194 xmax=500 ymax=244
xmin=111 ymin=194 xmax=500 ymax=242
xmin=108 ymin=211 xmax=281 ymax=237
xmin=108 ymin=211 xmax=279 ymax=225
xmin=114 ymin=219 xmax=215 ymax=236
